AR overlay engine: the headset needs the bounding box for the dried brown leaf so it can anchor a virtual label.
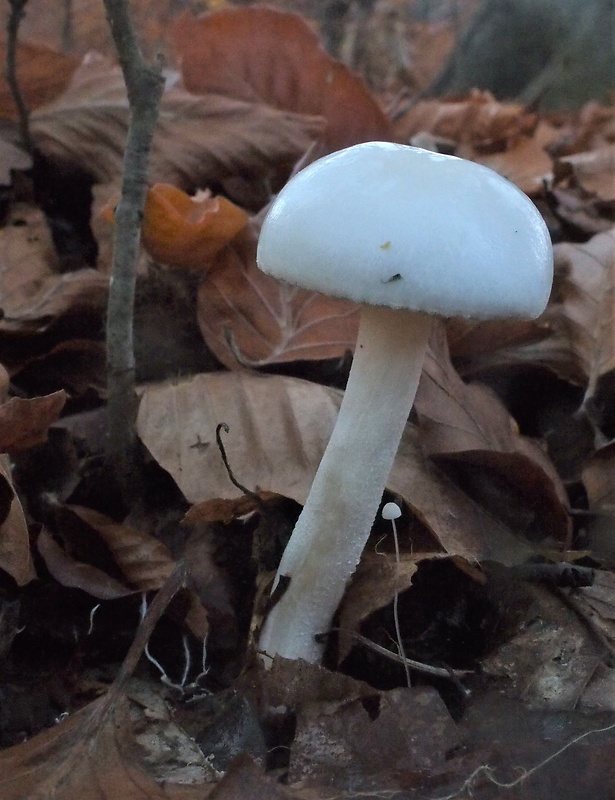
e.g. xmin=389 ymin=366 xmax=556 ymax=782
xmin=394 ymin=90 xmax=537 ymax=148
xmin=0 ymin=39 xmax=78 ymax=118
xmin=197 ymin=225 xmax=359 ymax=368
xmin=388 ymin=424 xmax=538 ymax=566
xmin=37 ymin=527 xmax=133 ymax=600
xmin=32 ymin=55 xmax=323 ymax=187
xmin=0 ymin=268 xmax=109 ymax=335
xmin=560 ymin=144 xmax=615 ymax=203
xmin=172 ymin=6 xmax=392 ymax=154
xmin=531 ymin=228 xmax=615 ymax=393
xmin=0 ymin=694 xmax=209 ymax=800
xmin=0 ymin=390 xmax=66 ymax=452
xmin=415 ymin=323 xmax=570 ymax=544
xmin=0 ymin=454 xmax=35 ymax=585
xmin=289 ymin=686 xmax=459 ymax=790
xmin=136 ymin=371 xmax=342 ymax=506
xmin=61 ymin=506 xmax=177 ymax=592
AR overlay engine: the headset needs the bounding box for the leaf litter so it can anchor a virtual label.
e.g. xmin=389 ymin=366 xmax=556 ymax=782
xmin=0 ymin=2 xmax=615 ymax=798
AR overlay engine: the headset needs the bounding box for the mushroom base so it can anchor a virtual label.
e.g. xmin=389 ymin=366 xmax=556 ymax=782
xmin=258 ymin=305 xmax=432 ymax=664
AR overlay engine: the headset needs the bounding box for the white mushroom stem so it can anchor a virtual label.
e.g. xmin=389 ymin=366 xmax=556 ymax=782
xmin=259 ymin=304 xmax=431 ymax=664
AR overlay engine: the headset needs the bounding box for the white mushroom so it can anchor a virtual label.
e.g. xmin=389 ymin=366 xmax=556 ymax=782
xmin=256 ymin=141 xmax=553 ymax=664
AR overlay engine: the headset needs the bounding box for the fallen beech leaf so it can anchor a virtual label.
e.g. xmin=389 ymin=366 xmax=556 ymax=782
xmin=141 ymin=184 xmax=249 ymax=270
xmin=137 ymin=371 xmax=343 ymax=505
xmin=37 ymin=527 xmax=133 ymax=600
xmin=388 ymin=424 xmax=537 ymax=566
xmin=32 ymin=55 xmax=322 ymax=187
xmin=0 ymin=39 xmax=78 ymax=119
xmin=0 ymin=204 xmax=61 ymax=323
xmin=0 ymin=268 xmax=109 ymax=335
xmin=394 ymin=90 xmax=537 ymax=149
xmin=197 ymin=225 xmax=360 ymax=368
xmin=172 ymin=6 xmax=392 ymax=153
xmin=289 ymin=686 xmax=459 ymax=790
xmin=139 ymin=370 xmax=538 ymax=569
xmin=336 ymin=550 xmax=443 ymax=663
xmin=0 ymin=454 xmax=35 ymax=585
xmin=582 ymin=443 xmax=615 ymax=566
xmin=0 ymin=694 xmax=209 ymax=800
xmin=560 ymin=144 xmax=615 ymax=202
xmin=415 ymin=323 xmax=570 ymax=544
xmin=11 ymin=341 xmax=107 ymax=399
xmin=58 ymin=505 xmax=177 ymax=592
xmin=472 ymin=132 xmax=553 ymax=195
xmin=528 ymin=227 xmax=615 ymax=393
xmin=0 ymin=390 xmax=66 ymax=452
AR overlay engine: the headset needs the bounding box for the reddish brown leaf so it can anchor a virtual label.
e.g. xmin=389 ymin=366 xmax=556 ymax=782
xmin=172 ymin=6 xmax=392 ymax=154
xmin=0 ymin=390 xmax=66 ymax=452
xmin=32 ymin=54 xmax=322 ymax=187
xmin=197 ymin=225 xmax=360 ymax=368
xmin=0 ymin=454 xmax=35 ymax=585
xmin=140 ymin=185 xmax=249 ymax=270
xmin=0 ymin=39 xmax=78 ymax=119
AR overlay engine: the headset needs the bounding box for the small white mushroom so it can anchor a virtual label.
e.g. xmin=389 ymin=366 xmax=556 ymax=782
xmin=256 ymin=141 xmax=553 ymax=664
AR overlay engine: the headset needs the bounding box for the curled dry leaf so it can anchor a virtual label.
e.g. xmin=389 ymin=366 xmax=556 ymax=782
xmin=32 ymin=54 xmax=323 ymax=187
xmin=560 ymin=144 xmax=615 ymax=203
xmin=394 ymin=90 xmax=537 ymax=149
xmin=141 ymin=184 xmax=249 ymax=270
xmin=0 ymin=39 xmax=78 ymax=119
xmin=0 ymin=454 xmax=35 ymax=585
xmin=172 ymin=6 xmax=392 ymax=154
xmin=197 ymin=224 xmax=360 ymax=368
xmin=395 ymin=91 xmax=555 ymax=194
xmin=415 ymin=323 xmax=571 ymax=545
xmin=0 ymin=390 xmax=66 ymax=452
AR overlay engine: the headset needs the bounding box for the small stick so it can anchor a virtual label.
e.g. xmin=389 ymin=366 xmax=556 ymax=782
xmin=103 ymin=0 xmax=164 ymax=503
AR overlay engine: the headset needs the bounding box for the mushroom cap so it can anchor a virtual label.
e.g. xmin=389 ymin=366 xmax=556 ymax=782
xmin=257 ymin=142 xmax=553 ymax=319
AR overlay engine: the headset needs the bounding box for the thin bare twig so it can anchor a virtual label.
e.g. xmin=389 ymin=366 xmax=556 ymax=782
xmin=103 ymin=0 xmax=164 ymax=502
